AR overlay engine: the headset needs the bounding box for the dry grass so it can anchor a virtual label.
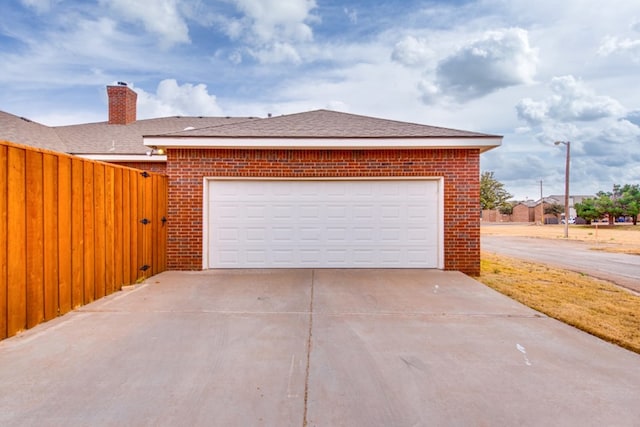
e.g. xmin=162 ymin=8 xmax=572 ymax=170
xmin=590 ymin=247 xmax=640 ymax=255
xmin=479 ymin=252 xmax=640 ymax=354
xmin=481 ymin=223 xmax=640 ymax=245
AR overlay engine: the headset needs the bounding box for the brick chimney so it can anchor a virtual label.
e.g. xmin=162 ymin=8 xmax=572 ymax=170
xmin=107 ymin=82 xmax=137 ymax=125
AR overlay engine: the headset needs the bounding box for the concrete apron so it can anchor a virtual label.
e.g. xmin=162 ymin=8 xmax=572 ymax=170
xmin=0 ymin=269 xmax=639 ymax=426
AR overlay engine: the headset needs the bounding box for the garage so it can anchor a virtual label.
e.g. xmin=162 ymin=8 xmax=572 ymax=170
xmin=146 ymin=109 xmax=502 ymax=274
xmin=205 ymin=179 xmax=442 ymax=268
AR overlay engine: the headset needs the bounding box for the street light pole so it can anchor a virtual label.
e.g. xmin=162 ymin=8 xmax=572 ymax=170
xmin=554 ymin=141 xmax=571 ymax=238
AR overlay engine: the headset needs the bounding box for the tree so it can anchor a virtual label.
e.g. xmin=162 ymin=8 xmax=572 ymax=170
xmin=499 ymin=202 xmax=515 ymax=215
xmin=544 ymin=202 xmax=564 ymax=220
xmin=618 ymin=184 xmax=640 ymax=225
xmin=480 ymin=171 xmax=513 ymax=211
xmin=595 ymin=191 xmax=623 ymax=225
xmin=576 ymin=184 xmax=640 ymax=225
xmin=575 ymin=198 xmax=599 ymax=224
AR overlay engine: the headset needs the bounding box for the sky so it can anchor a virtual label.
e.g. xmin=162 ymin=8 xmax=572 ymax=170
xmin=1 ymin=0 xmax=639 ymax=200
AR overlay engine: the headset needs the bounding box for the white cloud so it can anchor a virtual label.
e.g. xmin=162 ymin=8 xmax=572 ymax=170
xmin=20 ymin=0 xmax=55 ymax=13
xmin=391 ymin=36 xmax=434 ymax=67
xmin=221 ymin=0 xmax=317 ymax=64
xmin=517 ymin=75 xmax=625 ymax=125
xmin=248 ymin=42 xmax=301 ymax=64
xmin=344 ymin=7 xmax=358 ymax=24
xmin=430 ymin=28 xmax=538 ymax=102
xmin=135 ymin=79 xmax=222 ymax=118
xmin=229 ymin=0 xmax=316 ymax=44
xmin=515 ymin=98 xmax=548 ymax=125
xmin=98 ymin=0 xmax=190 ymax=46
xmin=228 ymin=50 xmax=243 ymax=65
xmin=598 ymin=35 xmax=640 ymax=61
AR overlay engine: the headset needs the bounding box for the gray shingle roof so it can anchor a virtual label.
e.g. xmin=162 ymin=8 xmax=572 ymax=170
xmin=57 ymin=116 xmax=255 ymax=155
xmin=161 ymin=109 xmax=498 ymax=139
xmin=1 ymin=108 xmax=500 ymax=156
xmin=0 ymin=111 xmax=68 ymax=152
xmin=1 ymin=110 xmax=256 ymax=155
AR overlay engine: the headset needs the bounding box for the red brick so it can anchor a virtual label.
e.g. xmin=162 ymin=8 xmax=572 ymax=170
xmin=167 ymin=148 xmax=481 ymax=275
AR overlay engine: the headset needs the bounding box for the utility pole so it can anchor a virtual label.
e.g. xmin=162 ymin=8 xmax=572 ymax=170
xmin=539 ymin=180 xmax=544 ymax=225
xmin=554 ymin=141 xmax=571 ymax=238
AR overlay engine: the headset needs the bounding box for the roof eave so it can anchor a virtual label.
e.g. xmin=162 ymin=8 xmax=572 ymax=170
xmin=143 ymin=136 xmax=502 ymax=153
xmin=75 ymin=154 xmax=167 ymax=162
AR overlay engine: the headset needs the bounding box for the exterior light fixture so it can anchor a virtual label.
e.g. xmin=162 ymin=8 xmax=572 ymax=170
xmin=146 ymin=146 xmax=166 ymax=156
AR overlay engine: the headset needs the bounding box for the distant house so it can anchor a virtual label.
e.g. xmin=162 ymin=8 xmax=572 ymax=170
xmin=512 ymin=200 xmax=536 ymax=222
xmin=1 ymin=84 xmax=502 ymax=275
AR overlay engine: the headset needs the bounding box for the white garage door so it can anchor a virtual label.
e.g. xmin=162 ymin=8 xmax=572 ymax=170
xmin=206 ymin=180 xmax=441 ymax=268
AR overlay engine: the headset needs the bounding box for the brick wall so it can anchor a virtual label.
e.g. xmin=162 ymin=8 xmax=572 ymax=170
xmin=512 ymin=204 xmax=534 ymax=222
xmin=481 ymin=209 xmax=512 ymax=222
xmin=166 ymin=148 xmax=481 ymax=275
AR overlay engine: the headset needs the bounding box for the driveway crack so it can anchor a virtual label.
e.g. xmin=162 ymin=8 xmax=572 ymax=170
xmin=302 ymin=269 xmax=315 ymax=427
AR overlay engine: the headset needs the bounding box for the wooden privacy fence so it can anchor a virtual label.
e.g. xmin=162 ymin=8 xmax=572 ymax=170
xmin=0 ymin=140 xmax=167 ymax=340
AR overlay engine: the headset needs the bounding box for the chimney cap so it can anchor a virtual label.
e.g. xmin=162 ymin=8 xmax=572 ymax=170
xmin=117 ymin=81 xmax=127 ymax=86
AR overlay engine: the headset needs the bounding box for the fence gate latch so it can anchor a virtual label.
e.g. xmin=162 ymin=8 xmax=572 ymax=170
xmin=139 ymin=265 xmax=150 ymax=272
xmin=140 ymin=218 xmax=151 ymax=225
xmin=161 ymin=216 xmax=167 ymax=225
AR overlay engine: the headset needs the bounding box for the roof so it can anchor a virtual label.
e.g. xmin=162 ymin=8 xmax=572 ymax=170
xmin=57 ymin=116 xmax=255 ymax=155
xmin=1 ymin=108 xmax=502 ymax=158
xmin=0 ymin=110 xmax=255 ymax=156
xmin=0 ymin=111 xmax=68 ymax=152
xmin=158 ymin=109 xmax=498 ymax=139
xmin=514 ymin=200 xmax=537 ymax=208
xmin=146 ymin=109 xmax=502 ymax=152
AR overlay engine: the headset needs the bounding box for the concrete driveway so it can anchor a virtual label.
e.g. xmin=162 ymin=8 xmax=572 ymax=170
xmin=1 ymin=269 xmax=639 ymax=426
xmin=482 ymin=235 xmax=640 ymax=293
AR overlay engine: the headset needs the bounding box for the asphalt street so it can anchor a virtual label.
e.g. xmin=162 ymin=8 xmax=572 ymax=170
xmin=482 ymin=235 xmax=640 ymax=293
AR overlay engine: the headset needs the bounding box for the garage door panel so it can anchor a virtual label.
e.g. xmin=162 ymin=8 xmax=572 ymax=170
xmin=407 ymin=205 xmax=433 ymax=220
xmin=325 ymin=227 xmax=348 ymax=242
xmin=246 ymin=227 xmax=266 ymax=241
xmin=217 ymin=228 xmax=239 ymax=241
xmin=326 ymin=205 xmax=347 ymax=219
xmin=272 ymin=249 xmax=298 ymax=265
xmin=352 ymin=205 xmax=374 ymax=219
xmin=352 ymin=227 xmax=375 ymax=241
xmin=212 ymin=205 xmax=239 ymax=219
xmin=207 ymin=180 xmax=440 ymax=268
xmin=299 ymin=226 xmax=321 ymax=241
xmin=299 ymin=205 xmax=321 ymax=219
xmin=326 ymin=249 xmax=348 ymax=264
xmin=379 ymin=227 xmax=403 ymax=242
xmin=272 ymin=227 xmax=294 ymax=241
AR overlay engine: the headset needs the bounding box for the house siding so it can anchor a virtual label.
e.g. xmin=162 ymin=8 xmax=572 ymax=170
xmin=166 ymin=148 xmax=481 ymax=275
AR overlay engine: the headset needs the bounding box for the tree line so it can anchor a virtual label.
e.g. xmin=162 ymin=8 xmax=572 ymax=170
xmin=480 ymin=172 xmax=639 ymax=225
xmin=575 ymin=184 xmax=640 ymax=225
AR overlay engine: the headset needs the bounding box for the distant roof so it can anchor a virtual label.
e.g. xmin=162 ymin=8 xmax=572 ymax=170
xmin=57 ymin=116 xmax=255 ymax=155
xmin=157 ymin=109 xmax=499 ymax=139
xmin=515 ymin=200 xmax=537 ymax=207
xmin=0 ymin=111 xmax=67 ymax=152
xmin=0 ymin=111 xmax=255 ymax=155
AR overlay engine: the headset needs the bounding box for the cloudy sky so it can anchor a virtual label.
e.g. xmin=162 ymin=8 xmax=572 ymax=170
xmin=1 ymin=0 xmax=639 ymax=199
